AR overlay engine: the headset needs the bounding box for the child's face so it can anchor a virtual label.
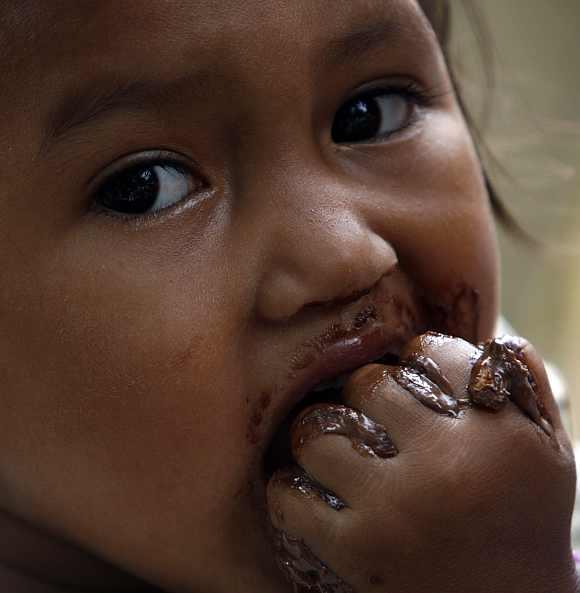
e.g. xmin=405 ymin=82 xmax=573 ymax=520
xmin=0 ymin=1 xmax=498 ymax=591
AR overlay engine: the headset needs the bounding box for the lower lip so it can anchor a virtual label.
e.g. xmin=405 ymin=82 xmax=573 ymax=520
xmin=278 ymin=324 xmax=405 ymax=443
xmin=304 ymin=324 xmax=398 ymax=383
xmin=262 ymin=324 xmax=401 ymax=478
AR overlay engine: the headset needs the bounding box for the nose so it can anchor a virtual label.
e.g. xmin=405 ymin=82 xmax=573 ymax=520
xmin=255 ymin=178 xmax=398 ymax=322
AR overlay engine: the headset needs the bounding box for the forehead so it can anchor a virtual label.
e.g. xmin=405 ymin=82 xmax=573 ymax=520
xmin=4 ymin=0 xmax=423 ymax=25
xmin=1 ymin=0 xmax=435 ymax=157
xmin=2 ymin=0 xmax=428 ymax=65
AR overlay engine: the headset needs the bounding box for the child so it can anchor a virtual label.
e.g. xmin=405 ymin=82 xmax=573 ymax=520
xmin=0 ymin=1 xmax=577 ymax=592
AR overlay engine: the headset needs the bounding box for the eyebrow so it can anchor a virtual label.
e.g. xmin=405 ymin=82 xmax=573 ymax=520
xmin=40 ymin=14 xmax=422 ymax=154
xmin=325 ymin=18 xmax=413 ymax=66
xmin=40 ymin=71 xmax=211 ymax=157
xmin=41 ymin=79 xmax=159 ymax=154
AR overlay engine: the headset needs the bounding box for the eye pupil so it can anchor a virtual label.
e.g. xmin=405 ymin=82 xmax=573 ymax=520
xmin=332 ymin=95 xmax=381 ymax=144
xmin=100 ymin=165 xmax=160 ymax=214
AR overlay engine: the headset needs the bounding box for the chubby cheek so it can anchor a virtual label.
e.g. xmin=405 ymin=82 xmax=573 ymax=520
xmin=363 ymin=112 xmax=499 ymax=342
xmin=420 ymin=125 xmax=499 ymax=342
xmin=0 ymin=239 xmax=256 ymax=560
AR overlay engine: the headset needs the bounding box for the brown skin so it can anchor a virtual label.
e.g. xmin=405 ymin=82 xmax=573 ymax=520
xmin=0 ymin=1 xmax=575 ymax=592
xmin=269 ymin=334 xmax=578 ymax=593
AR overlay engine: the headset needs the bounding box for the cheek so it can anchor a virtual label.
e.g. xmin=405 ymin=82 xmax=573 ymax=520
xmin=0 ymin=236 xmax=254 ymax=545
xmin=364 ymin=112 xmax=500 ymax=342
xmin=407 ymin=116 xmax=499 ymax=340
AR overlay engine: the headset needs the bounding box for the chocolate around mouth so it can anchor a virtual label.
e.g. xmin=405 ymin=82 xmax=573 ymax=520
xmin=263 ymin=352 xmax=400 ymax=478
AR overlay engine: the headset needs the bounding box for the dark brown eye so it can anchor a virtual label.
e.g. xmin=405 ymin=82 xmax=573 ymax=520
xmin=332 ymin=90 xmax=412 ymax=144
xmin=96 ymin=163 xmax=195 ymax=215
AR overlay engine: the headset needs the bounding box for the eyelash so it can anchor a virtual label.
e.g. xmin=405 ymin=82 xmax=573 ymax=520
xmin=88 ymin=153 xmax=207 ymax=226
xmin=379 ymin=81 xmax=441 ymax=106
xmin=89 ymin=81 xmax=443 ymax=225
xmin=343 ymin=80 xmax=444 ymax=141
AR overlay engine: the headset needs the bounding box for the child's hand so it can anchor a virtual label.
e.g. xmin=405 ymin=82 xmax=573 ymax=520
xmin=267 ymin=333 xmax=578 ymax=593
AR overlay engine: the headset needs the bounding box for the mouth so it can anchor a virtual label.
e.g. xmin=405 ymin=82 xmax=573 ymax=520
xmin=263 ymin=327 xmax=403 ymax=479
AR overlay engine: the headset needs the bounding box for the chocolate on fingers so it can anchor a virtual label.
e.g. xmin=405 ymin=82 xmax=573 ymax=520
xmin=267 ymin=332 xmax=560 ymax=593
xmin=267 ymin=465 xmax=354 ymax=593
xmin=468 ymin=336 xmax=554 ymax=436
xmin=401 ymin=332 xmax=555 ymax=436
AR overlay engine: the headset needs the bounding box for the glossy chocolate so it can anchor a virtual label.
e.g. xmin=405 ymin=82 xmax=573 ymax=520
xmin=279 ymin=466 xmax=346 ymax=511
xmin=293 ymin=404 xmax=397 ymax=459
xmin=394 ymin=366 xmax=459 ymax=416
xmin=0 ymin=0 xmax=502 ymax=589
xmin=408 ymin=353 xmax=454 ymax=396
xmin=274 ymin=530 xmax=354 ymax=593
xmin=468 ymin=338 xmax=551 ymax=434
xmin=468 ymin=340 xmax=511 ymax=410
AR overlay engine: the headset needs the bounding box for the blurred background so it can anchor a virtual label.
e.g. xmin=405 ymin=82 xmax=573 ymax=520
xmin=451 ymin=0 xmax=580 ymax=541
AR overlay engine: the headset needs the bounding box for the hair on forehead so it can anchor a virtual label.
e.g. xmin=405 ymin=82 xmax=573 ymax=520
xmin=419 ymin=0 xmax=530 ymax=242
xmin=418 ymin=0 xmax=450 ymax=46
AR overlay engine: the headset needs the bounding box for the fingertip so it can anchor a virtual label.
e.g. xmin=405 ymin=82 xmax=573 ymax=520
xmin=400 ymin=331 xmax=481 ymax=398
xmin=291 ymin=403 xmax=397 ymax=462
xmin=508 ymin=337 xmax=565 ymax=434
xmin=266 ymin=467 xmax=350 ymax=564
xmin=342 ymin=365 xmax=451 ymax=449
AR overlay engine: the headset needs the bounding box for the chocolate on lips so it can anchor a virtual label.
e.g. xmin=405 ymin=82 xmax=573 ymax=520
xmin=266 ymin=327 xmax=555 ymax=593
xmin=263 ymin=316 xmax=422 ymax=593
xmin=262 ymin=318 xmax=413 ymax=479
xmin=258 ymin=270 xmax=423 ymax=478
xmin=259 ymin=277 xmax=427 ymax=592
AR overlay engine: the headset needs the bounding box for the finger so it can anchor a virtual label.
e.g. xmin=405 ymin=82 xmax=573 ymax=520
xmin=466 ymin=336 xmax=559 ymax=438
xmin=266 ymin=467 xmax=354 ymax=592
xmin=342 ymin=363 xmax=454 ymax=441
xmin=290 ymin=403 xmax=396 ymax=504
xmin=400 ymin=331 xmax=481 ymax=400
xmin=271 ymin=529 xmax=354 ymax=593
xmin=403 ymin=332 xmax=558 ymax=438
xmin=292 ymin=402 xmax=398 ymax=460
xmin=469 ymin=337 xmax=543 ymax=421
xmin=496 ymin=336 xmax=565 ymax=436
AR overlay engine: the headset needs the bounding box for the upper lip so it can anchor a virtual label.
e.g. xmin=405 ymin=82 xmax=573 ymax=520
xmin=254 ymin=268 xmax=423 ymax=479
xmin=290 ymin=321 xmax=401 ymax=397
xmin=262 ymin=318 xmax=410 ymax=456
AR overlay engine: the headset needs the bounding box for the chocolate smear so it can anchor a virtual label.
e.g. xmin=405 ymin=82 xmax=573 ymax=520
xmin=275 ymin=466 xmax=346 ymax=511
xmin=468 ymin=337 xmax=551 ymax=435
xmin=394 ymin=367 xmax=459 ymax=417
xmin=293 ymin=405 xmax=397 ymax=459
xmin=408 ymin=353 xmax=454 ymax=396
xmin=274 ymin=530 xmax=354 ymax=593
